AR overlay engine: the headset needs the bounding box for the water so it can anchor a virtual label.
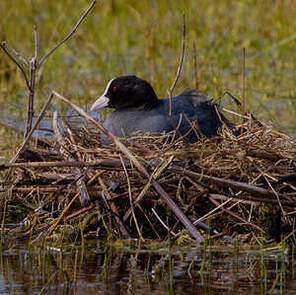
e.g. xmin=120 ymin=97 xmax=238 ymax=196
xmin=0 ymin=104 xmax=102 ymax=140
xmin=0 ymin=240 xmax=295 ymax=294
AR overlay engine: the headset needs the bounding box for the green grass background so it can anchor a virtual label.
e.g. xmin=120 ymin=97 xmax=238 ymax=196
xmin=0 ymin=0 xmax=295 ymax=155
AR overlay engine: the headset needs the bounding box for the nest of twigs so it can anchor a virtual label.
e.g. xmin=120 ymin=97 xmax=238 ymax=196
xmin=1 ymin=110 xmax=296 ymax=245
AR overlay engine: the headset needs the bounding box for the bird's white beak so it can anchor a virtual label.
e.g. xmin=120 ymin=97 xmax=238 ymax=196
xmin=90 ymin=95 xmax=110 ymax=111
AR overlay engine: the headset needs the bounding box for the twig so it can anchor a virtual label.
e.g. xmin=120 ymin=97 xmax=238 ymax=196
xmin=220 ymin=91 xmax=242 ymax=106
xmin=52 ymin=111 xmax=90 ymax=207
xmin=64 ymin=203 xmax=95 ymax=221
xmin=48 ymin=192 xmax=80 ymax=235
xmin=194 ymin=197 xmax=234 ymax=225
xmin=170 ymin=165 xmax=278 ymax=199
xmin=9 ymin=93 xmax=54 ymax=164
xmin=169 ymin=14 xmax=186 ymax=100
xmin=120 ymin=155 xmax=144 ymax=241
xmin=123 ymin=155 xmax=174 ymax=221
xmin=251 ymin=160 xmax=287 ymax=217
xmin=98 ymin=176 xmax=130 ymax=239
xmin=25 ymin=56 xmax=37 ymax=136
xmin=210 ymin=192 xmax=294 ymax=206
xmin=0 ymin=159 xmax=129 ymax=170
xmin=34 ymin=25 xmax=39 ymax=60
xmin=19 ymin=147 xmax=58 ymax=158
xmin=52 ymin=91 xmax=204 ymax=242
xmin=209 ymin=196 xmax=263 ymax=231
xmin=39 ymin=0 xmax=97 ymax=67
xmin=263 ymin=174 xmax=285 ymax=217
xmin=0 ymin=185 xmax=102 ymax=194
xmin=138 ymin=205 xmax=161 ymax=239
xmin=246 ymin=149 xmax=281 ymax=162
xmin=152 ymin=208 xmax=177 ymax=237
xmin=209 ymin=193 xmax=259 ymax=205
xmin=3 ymin=92 xmax=54 ymax=185
xmin=242 ymin=47 xmax=246 ymax=125
xmin=168 ymin=13 xmax=186 ymax=117
xmin=3 ymin=41 xmax=29 ymax=66
xmin=0 ymin=41 xmax=30 ymax=89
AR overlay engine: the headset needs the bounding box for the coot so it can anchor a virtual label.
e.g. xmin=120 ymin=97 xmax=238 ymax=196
xmin=91 ymin=75 xmax=234 ymax=145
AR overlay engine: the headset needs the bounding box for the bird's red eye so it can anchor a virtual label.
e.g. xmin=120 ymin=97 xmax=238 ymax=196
xmin=113 ymin=86 xmax=117 ymax=92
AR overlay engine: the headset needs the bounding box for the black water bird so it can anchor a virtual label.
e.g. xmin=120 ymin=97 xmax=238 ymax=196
xmin=90 ymin=75 xmax=234 ymax=144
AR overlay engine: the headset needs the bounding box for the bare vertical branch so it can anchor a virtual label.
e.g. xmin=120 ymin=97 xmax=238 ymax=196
xmin=25 ymin=57 xmax=37 ymax=137
xmin=242 ymin=48 xmax=246 ymax=118
xmin=34 ymin=25 xmax=39 ymax=60
xmin=39 ymin=0 xmax=97 ymax=67
xmin=168 ymin=13 xmax=186 ymax=117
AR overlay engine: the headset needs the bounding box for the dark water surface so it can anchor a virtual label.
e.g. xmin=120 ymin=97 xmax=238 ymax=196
xmin=0 ymin=240 xmax=295 ymax=295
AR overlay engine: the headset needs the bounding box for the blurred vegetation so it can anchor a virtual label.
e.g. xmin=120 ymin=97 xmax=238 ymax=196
xmin=0 ymin=0 xmax=295 ymax=157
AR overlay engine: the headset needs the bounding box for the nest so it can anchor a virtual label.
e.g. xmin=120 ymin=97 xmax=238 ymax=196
xmin=1 ymin=111 xmax=296 ymax=245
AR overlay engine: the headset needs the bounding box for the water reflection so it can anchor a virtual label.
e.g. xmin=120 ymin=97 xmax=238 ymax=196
xmin=0 ymin=240 xmax=295 ymax=294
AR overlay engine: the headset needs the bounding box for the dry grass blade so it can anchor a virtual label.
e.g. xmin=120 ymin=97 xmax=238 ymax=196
xmin=120 ymin=155 xmax=142 ymax=240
